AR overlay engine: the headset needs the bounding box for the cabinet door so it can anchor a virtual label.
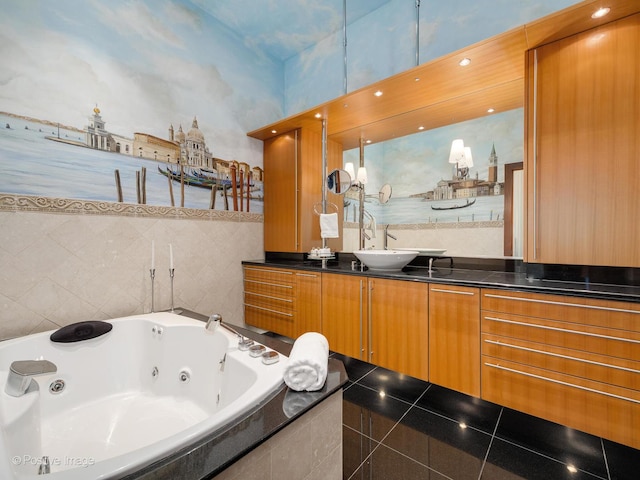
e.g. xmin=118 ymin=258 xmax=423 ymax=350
xmin=294 ymin=271 xmax=321 ymax=337
xmin=525 ymin=14 xmax=640 ymax=267
xmin=263 ymin=130 xmax=298 ymax=252
xmin=322 ymin=273 xmax=367 ymax=360
xmin=369 ymin=278 xmax=429 ymax=381
xmin=429 ymin=284 xmax=480 ymax=397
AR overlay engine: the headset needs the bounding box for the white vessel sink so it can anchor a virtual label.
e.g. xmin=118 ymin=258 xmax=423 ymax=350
xmin=354 ymin=249 xmax=419 ymax=272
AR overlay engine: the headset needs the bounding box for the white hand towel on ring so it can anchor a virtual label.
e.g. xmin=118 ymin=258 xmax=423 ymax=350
xmin=320 ymin=213 xmax=339 ymax=239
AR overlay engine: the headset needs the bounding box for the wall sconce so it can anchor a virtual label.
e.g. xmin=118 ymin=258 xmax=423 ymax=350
xmin=448 ymin=139 xmax=473 ymax=180
xmin=357 ymin=167 xmax=368 ymax=185
xmin=344 ymin=163 xmax=368 ymax=187
xmin=345 ymin=162 xmax=356 ymax=183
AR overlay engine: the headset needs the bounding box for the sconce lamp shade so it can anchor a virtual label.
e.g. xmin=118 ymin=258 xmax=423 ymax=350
xmin=448 ymin=139 xmax=466 ymax=164
xmin=357 ymin=167 xmax=368 ymax=185
xmin=462 ymin=146 xmax=474 ymax=168
xmin=345 ymin=162 xmax=356 ymax=183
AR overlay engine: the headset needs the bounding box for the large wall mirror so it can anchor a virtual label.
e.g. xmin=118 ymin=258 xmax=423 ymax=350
xmin=339 ymin=109 xmax=524 ymax=258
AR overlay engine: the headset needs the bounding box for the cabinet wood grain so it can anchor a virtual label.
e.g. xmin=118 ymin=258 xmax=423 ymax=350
xmin=429 ymin=284 xmax=480 ymax=397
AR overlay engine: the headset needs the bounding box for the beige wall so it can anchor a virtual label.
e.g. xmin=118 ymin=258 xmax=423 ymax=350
xmin=342 ymin=222 xmax=506 ymax=257
xmin=0 ymin=197 xmax=263 ymax=341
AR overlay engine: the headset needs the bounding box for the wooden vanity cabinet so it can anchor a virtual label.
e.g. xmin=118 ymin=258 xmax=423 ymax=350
xmin=243 ymin=265 xmax=321 ymax=339
xmin=263 ymin=128 xmax=343 ymax=254
xmin=524 ymin=13 xmax=640 ymax=267
xmin=428 ymin=284 xmax=481 ymax=397
xmin=321 ymin=273 xmax=429 ymax=381
xmin=481 ymin=288 xmax=640 ymax=449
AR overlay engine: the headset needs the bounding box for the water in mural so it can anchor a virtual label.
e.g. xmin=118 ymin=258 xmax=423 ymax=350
xmin=0 ymin=113 xmax=263 ymax=212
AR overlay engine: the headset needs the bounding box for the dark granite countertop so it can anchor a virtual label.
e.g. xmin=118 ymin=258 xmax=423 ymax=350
xmin=242 ymin=258 xmax=640 ymax=304
xmin=124 ymin=309 xmax=347 ymax=480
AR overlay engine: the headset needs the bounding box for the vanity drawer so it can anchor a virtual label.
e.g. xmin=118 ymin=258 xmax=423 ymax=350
xmin=482 ymin=333 xmax=640 ymax=391
xmin=481 ymin=356 xmax=640 ymax=449
xmin=481 ymin=289 xmax=640 ymax=333
xmin=481 ymin=312 xmax=640 ymax=362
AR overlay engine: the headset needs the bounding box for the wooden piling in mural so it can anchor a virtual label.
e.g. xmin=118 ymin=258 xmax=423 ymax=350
xmin=167 ymin=175 xmax=175 ymax=206
xmin=230 ymin=164 xmax=238 ymax=211
xmin=114 ymin=169 xmax=123 ymax=202
xmin=141 ymin=167 xmax=147 ymax=204
xmin=180 ymin=165 xmax=185 ymax=208
xmin=246 ymin=171 xmax=252 ymax=212
xmin=239 ymin=169 xmax=244 ymax=212
xmin=136 ymin=171 xmax=141 ymax=203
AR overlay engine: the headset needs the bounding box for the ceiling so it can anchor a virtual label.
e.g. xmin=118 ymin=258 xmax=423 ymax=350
xmin=190 ymin=0 xmax=391 ymax=61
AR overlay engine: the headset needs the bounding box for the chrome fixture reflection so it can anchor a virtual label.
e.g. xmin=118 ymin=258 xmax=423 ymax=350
xmin=206 ymin=314 xmax=254 ymax=351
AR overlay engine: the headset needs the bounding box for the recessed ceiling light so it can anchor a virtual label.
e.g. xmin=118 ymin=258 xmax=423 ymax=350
xmin=591 ymin=7 xmax=610 ymax=19
xmin=366 ymin=139 xmax=372 ymax=144
xmin=374 ymin=90 xmax=383 ymax=97
xmin=418 ymin=126 xmax=425 ymax=130
xmin=567 ymin=465 xmax=578 ymax=473
xmin=314 ymin=113 xmax=322 ymax=118
xmin=415 ymin=77 xmax=420 ymax=82
xmin=487 ymin=108 xmax=495 ymax=113
xmin=459 ymin=57 xmax=471 ymax=67
xmin=271 ymin=130 xmax=277 ymax=134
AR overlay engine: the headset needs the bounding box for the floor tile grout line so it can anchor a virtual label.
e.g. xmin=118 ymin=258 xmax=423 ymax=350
xmin=601 ymin=437 xmax=612 ymax=480
xmin=410 ymin=400 xmax=498 ymax=437
xmin=477 ymin=406 xmax=504 ymax=480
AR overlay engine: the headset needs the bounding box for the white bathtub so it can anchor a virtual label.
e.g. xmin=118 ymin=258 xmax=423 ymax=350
xmin=0 ymin=312 xmax=287 ymax=479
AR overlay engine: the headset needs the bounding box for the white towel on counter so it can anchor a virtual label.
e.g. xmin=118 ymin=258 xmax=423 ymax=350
xmin=283 ymin=332 xmax=329 ymax=392
xmin=319 ymin=213 xmax=339 ymax=239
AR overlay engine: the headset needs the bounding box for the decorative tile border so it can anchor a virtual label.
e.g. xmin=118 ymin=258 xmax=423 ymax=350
xmin=344 ymin=220 xmax=503 ymax=229
xmin=0 ymin=194 xmax=263 ymax=223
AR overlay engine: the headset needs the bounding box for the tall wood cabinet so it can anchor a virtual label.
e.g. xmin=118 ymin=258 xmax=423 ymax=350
xmin=525 ymin=13 xmax=640 ymax=267
xmin=428 ymin=284 xmax=480 ymax=397
xmin=263 ymin=128 xmax=343 ymax=253
xmin=321 ymin=273 xmax=429 ymax=381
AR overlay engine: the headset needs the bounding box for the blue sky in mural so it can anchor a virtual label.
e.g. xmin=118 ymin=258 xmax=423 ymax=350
xmin=0 ymin=0 xmax=283 ymax=164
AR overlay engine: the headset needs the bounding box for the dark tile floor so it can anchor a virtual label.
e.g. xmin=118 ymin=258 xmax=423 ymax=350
xmin=333 ymin=353 xmax=640 ymax=480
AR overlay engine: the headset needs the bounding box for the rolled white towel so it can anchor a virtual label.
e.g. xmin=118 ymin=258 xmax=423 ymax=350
xmin=283 ymin=332 xmax=329 ymax=392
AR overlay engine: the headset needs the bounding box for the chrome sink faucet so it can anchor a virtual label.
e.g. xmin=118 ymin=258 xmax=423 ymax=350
xmin=5 ymin=360 xmax=57 ymax=397
xmin=383 ymin=225 xmax=397 ymax=250
xmin=205 ymin=314 xmax=254 ymax=351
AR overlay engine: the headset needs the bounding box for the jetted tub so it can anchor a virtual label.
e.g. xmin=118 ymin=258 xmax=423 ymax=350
xmin=0 ymin=312 xmax=287 ymax=479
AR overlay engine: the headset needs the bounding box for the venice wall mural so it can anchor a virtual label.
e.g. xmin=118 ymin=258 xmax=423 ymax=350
xmin=0 ymin=1 xmax=283 ymax=213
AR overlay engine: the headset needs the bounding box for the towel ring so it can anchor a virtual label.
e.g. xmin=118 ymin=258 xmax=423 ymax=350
xmin=313 ymin=202 xmax=338 ymax=216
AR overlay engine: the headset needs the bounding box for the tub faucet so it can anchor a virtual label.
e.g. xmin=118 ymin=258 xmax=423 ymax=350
xmin=383 ymin=225 xmax=397 ymax=250
xmin=206 ymin=314 xmax=254 ymax=351
xmin=5 ymin=360 xmax=57 ymax=397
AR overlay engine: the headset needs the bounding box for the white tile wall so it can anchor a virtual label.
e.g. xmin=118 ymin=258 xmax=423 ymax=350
xmin=0 ymin=210 xmax=263 ymax=340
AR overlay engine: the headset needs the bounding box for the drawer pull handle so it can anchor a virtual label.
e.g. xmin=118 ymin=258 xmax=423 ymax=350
xmin=484 ymin=339 xmax=640 ymax=374
xmin=431 ymin=288 xmax=475 ymax=296
xmin=484 ymin=316 xmax=640 ymax=345
xmin=484 ymin=362 xmax=640 ymax=404
xmin=244 ymin=292 xmax=293 ymax=303
xmin=295 ymin=273 xmax=318 ymax=278
xmin=244 ymin=303 xmax=293 ymax=317
xmin=483 ymin=293 xmax=640 ymax=315
xmin=244 ymin=268 xmax=293 ymax=275
xmin=245 ymin=279 xmax=293 ymax=289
